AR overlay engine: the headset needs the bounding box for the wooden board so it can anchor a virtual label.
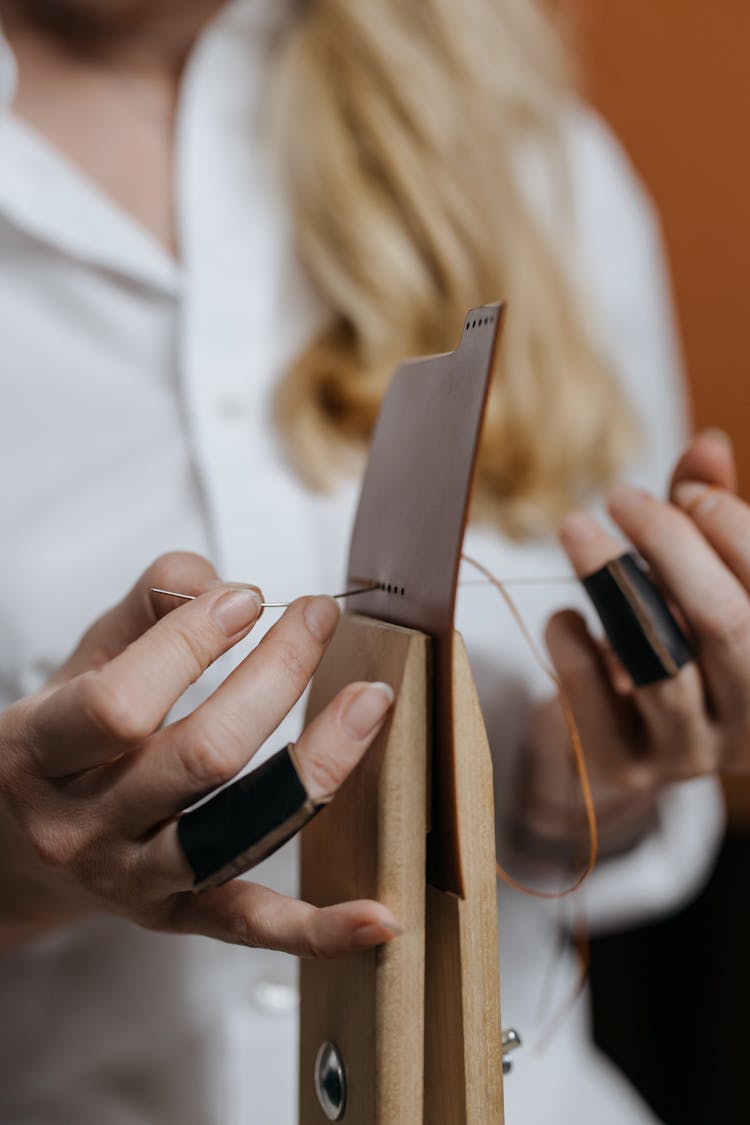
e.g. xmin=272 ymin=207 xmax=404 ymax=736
xmin=299 ymin=617 xmax=503 ymax=1123
xmin=299 ymin=614 xmax=429 ymax=1124
xmin=424 ymin=633 xmax=504 ymax=1124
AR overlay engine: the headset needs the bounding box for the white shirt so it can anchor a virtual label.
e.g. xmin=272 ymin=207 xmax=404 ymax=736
xmin=0 ymin=4 xmax=723 ymax=1123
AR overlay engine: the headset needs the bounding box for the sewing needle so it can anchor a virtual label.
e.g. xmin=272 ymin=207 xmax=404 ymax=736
xmin=151 ymin=585 xmax=379 ymax=608
xmin=151 ymin=576 xmax=578 ymax=609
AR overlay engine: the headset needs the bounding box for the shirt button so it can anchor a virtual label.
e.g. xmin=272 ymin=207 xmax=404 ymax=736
xmin=250 ymin=977 xmax=299 ymax=1016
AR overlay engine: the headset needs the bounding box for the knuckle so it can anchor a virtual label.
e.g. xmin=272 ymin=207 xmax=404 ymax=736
xmin=276 ymin=638 xmax=315 ymax=690
xmin=23 ymin=802 xmax=129 ymax=905
xmin=78 ymin=672 xmax=151 ymax=745
xmin=177 ymin=721 xmax=239 ymax=791
xmin=303 ymin=911 xmax=339 ymax=959
xmin=305 ymin=930 xmax=335 ymax=960
xmin=302 ymin=935 xmax=327 ymax=960
xmin=165 ymin=622 xmax=214 ymax=682
xmin=28 ymin=817 xmax=84 ymax=872
xmin=228 ymin=908 xmax=263 ymax=950
xmin=296 ymin=745 xmax=342 ymax=800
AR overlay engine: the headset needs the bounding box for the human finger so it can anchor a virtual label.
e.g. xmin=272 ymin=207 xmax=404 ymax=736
xmin=560 ymin=510 xmax=693 ymax=689
xmin=52 ymin=552 xmax=221 ymax=685
xmin=30 ymin=585 xmax=263 ymax=778
xmin=559 ymin=511 xmax=644 ymax=694
xmin=169 ymin=881 xmax=402 ymax=958
xmin=134 ymin=679 xmax=394 ymax=885
xmin=559 ymin=511 xmax=712 ymax=772
xmin=119 ymin=596 xmax=343 ymax=825
xmin=670 ymin=429 xmax=737 ymax=495
xmin=608 ymin=484 xmax=750 ymax=715
xmin=671 ymin=481 xmax=750 ymax=591
xmin=544 ymin=610 xmax=647 ymax=790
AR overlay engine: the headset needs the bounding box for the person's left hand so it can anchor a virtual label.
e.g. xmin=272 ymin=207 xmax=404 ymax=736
xmin=519 ymin=429 xmax=746 ymax=862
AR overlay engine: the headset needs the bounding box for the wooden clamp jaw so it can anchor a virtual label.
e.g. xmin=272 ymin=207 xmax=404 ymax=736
xmin=300 ymin=305 xmax=506 ymax=1123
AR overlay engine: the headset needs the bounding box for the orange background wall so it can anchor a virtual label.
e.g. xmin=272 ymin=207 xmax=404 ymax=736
xmin=564 ymin=0 xmax=750 ymax=485
xmin=562 ymin=1 xmax=750 ymax=811
xmin=564 ymin=19 xmax=750 ymax=1113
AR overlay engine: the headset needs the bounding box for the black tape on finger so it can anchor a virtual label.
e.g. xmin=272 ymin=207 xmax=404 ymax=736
xmin=177 ymin=744 xmax=329 ymax=891
xmin=581 ymin=551 xmax=694 ymax=687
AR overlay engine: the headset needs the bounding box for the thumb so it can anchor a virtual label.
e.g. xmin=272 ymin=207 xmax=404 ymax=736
xmin=50 ymin=551 xmax=220 ymax=685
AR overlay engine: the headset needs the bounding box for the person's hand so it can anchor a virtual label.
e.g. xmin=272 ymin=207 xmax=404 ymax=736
xmin=518 ymin=429 xmax=744 ymax=863
xmin=0 ymin=552 xmax=398 ymax=955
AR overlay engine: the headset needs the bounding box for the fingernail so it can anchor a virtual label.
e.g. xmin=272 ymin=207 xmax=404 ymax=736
xmin=701 ymin=426 xmax=732 ymax=447
xmin=212 ymin=588 xmax=262 ymax=636
xmin=208 ymin=578 xmax=264 ymax=601
xmin=303 ymin=596 xmax=340 ymax=643
xmin=673 ymin=480 xmax=718 ymax=515
xmin=353 ymin=919 xmax=403 ymax=947
xmin=342 ymin=682 xmax=394 ymax=739
xmin=608 ymin=483 xmax=649 ymax=514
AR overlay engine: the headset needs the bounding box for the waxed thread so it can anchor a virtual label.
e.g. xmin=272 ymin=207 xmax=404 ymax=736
xmin=461 ymin=553 xmax=599 ymax=897
xmin=461 ymin=553 xmax=597 ymax=1049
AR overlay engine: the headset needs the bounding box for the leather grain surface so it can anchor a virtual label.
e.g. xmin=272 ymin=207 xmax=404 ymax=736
xmin=346 ymin=303 xmax=505 ymax=895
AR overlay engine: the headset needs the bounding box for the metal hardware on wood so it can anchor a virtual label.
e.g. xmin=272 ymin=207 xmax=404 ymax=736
xmin=314 ymin=1041 xmax=347 ymax=1120
xmin=502 ymin=1028 xmax=522 ymax=1075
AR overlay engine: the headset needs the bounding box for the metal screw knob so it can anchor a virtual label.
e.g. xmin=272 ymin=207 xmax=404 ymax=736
xmin=502 ymin=1027 xmax=522 ymax=1075
xmin=314 ymin=1041 xmax=347 ymax=1120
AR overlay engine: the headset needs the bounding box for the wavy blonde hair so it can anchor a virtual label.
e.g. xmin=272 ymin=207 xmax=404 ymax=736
xmin=271 ymin=0 xmax=635 ymax=538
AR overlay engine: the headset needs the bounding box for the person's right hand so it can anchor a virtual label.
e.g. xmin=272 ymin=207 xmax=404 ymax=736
xmin=0 ymin=552 xmax=398 ymax=956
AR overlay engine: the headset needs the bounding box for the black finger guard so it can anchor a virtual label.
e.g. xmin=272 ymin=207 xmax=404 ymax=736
xmin=581 ymin=552 xmax=694 ymax=686
xmin=177 ymin=744 xmax=325 ymax=891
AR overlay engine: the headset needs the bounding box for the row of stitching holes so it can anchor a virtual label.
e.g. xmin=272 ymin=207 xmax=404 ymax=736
xmin=375 ymin=582 xmax=406 ymax=596
xmin=465 ymin=315 xmax=495 ymax=330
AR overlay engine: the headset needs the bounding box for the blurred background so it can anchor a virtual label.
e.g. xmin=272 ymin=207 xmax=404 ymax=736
xmin=560 ymin=2 xmax=750 ymax=1120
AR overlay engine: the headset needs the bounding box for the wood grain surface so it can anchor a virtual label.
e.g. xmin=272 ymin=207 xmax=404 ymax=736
xmin=424 ymin=634 xmax=504 ymax=1124
xmin=300 ymin=614 xmax=429 ymax=1124
xmin=299 ymin=618 xmax=503 ymax=1123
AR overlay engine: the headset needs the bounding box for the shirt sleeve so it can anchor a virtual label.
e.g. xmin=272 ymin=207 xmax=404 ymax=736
xmin=559 ymin=107 xmax=725 ymax=932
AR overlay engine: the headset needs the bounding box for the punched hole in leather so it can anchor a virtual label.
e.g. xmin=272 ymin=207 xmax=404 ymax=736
xmin=581 ymin=551 xmax=694 ymax=686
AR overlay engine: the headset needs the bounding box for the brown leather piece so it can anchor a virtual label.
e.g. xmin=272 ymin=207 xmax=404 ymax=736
xmin=346 ymin=303 xmax=505 ymax=896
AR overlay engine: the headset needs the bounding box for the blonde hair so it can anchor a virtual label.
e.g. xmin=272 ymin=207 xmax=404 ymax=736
xmin=271 ymin=0 xmax=635 ymax=538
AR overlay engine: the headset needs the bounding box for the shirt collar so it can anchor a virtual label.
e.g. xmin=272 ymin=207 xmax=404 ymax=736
xmin=0 ymin=24 xmax=181 ymax=293
xmin=0 ymin=112 xmax=180 ymax=293
xmin=0 ymin=0 xmax=294 ymax=293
